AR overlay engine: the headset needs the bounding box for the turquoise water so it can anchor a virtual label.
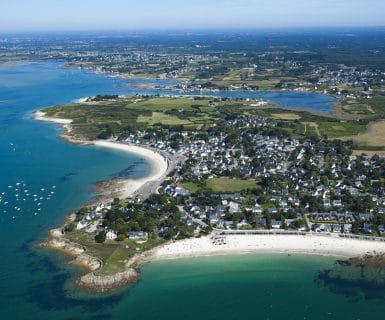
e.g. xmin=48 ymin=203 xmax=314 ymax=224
xmin=0 ymin=61 xmax=381 ymax=319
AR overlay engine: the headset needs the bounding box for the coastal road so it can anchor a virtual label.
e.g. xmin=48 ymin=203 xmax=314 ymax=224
xmin=130 ymin=147 xmax=187 ymax=201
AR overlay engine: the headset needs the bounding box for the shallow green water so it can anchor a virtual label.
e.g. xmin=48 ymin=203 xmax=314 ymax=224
xmin=29 ymin=254 xmax=385 ymax=320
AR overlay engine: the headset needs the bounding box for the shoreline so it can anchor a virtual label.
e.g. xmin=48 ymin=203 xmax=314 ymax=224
xmin=42 ymin=231 xmax=385 ymax=292
xmin=151 ymin=234 xmax=385 ymax=262
xmin=93 ymin=140 xmax=169 ymax=199
xmin=34 ymin=110 xmax=170 ymax=200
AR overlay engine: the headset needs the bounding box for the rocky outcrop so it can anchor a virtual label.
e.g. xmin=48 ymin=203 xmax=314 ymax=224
xmin=317 ymin=252 xmax=385 ymax=298
xmin=42 ymin=227 xmax=101 ymax=272
xmin=78 ymin=269 xmax=138 ymax=292
xmin=70 ymin=253 xmax=101 ymax=271
xmin=41 ymin=225 xmax=165 ymax=292
xmin=347 ymin=253 xmax=385 ymax=268
xmin=42 ymin=238 xmax=85 ymax=257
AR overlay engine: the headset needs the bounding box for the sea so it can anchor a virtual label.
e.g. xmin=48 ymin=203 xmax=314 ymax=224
xmin=0 ymin=61 xmax=384 ymax=320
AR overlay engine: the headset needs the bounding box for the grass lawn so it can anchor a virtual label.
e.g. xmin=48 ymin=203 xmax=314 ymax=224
xmin=65 ymin=231 xmax=165 ymax=275
xmin=207 ymin=177 xmax=260 ymax=193
xmin=253 ymin=80 xmax=280 ymax=90
xmin=271 ymin=113 xmax=301 ymax=120
xmin=43 ymin=96 xmax=218 ymax=139
xmin=351 ymin=121 xmax=385 ymax=147
xmin=137 ymin=112 xmax=191 ymax=126
xmin=181 ymin=182 xmax=202 ymax=193
xmin=318 ymin=121 xmax=367 ymax=138
xmin=131 ymin=97 xmax=210 ymax=111
xmin=302 ymin=121 xmax=321 ymax=138
xmin=182 ymin=178 xmax=260 ymax=193
xmin=102 ymin=237 xmax=165 ymax=275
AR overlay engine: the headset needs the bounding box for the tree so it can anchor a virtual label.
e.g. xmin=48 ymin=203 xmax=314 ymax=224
xmin=117 ymin=233 xmax=126 ymax=241
xmin=64 ymin=222 xmax=76 ymax=233
xmin=265 ymin=213 xmax=272 ymax=229
xmin=95 ymin=231 xmax=106 ymax=243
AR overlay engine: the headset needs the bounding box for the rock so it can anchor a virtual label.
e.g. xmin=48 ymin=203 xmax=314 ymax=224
xmin=78 ymin=269 xmax=138 ymax=292
xmin=42 ymin=238 xmax=85 ymax=256
xmin=71 ymin=254 xmax=101 ymax=271
xmin=50 ymin=228 xmax=63 ymax=238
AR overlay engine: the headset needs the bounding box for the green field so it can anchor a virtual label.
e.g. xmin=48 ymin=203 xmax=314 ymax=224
xmin=44 ymin=95 xmax=379 ymax=146
xmin=43 ymin=96 xmax=220 ymax=139
xmin=183 ymin=177 xmax=260 ymax=193
xmin=137 ymin=112 xmax=192 ymax=125
xmin=65 ymin=231 xmax=165 ymax=275
xmin=207 ymin=178 xmax=260 ymax=192
xmin=318 ymin=121 xmax=367 ymax=138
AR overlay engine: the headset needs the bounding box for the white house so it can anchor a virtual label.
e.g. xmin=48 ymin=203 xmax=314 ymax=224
xmin=106 ymin=230 xmax=118 ymax=240
xmin=229 ymin=202 xmax=240 ymax=213
xmin=76 ymin=219 xmax=88 ymax=230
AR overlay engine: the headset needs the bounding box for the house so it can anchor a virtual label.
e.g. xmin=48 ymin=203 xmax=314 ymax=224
xmin=215 ymin=206 xmax=226 ymax=216
xmin=237 ymin=219 xmax=249 ymax=227
xmin=323 ymin=224 xmax=332 ymax=233
xmin=106 ymin=230 xmax=118 ymax=240
xmin=129 ymin=231 xmax=148 ymax=239
xmin=332 ymin=224 xmax=342 ymax=233
xmin=343 ymin=224 xmax=352 ymax=233
xmin=229 ymin=202 xmax=240 ymax=213
xmin=323 ymin=199 xmax=331 ymax=208
xmin=332 ymin=199 xmax=342 ymax=207
xmin=363 ymin=223 xmax=372 ymax=234
xmin=209 ymin=214 xmax=219 ymax=224
xmin=271 ymin=220 xmax=282 ymax=229
xmin=86 ymin=211 xmax=96 ymax=221
xmin=256 ymin=217 xmax=266 ymax=226
xmin=174 ymin=186 xmax=189 ymax=198
xmin=252 ymin=204 xmax=263 ymax=214
xmin=76 ymin=219 xmax=88 ymax=230
xmin=359 ymin=213 xmax=374 ymax=221
xmin=224 ymin=221 xmax=234 ymax=229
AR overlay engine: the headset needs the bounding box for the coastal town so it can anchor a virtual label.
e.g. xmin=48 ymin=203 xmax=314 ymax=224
xmin=69 ymin=108 xmax=385 ymax=243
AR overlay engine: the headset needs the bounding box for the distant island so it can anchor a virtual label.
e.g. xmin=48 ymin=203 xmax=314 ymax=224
xmin=35 ymin=94 xmax=385 ymax=292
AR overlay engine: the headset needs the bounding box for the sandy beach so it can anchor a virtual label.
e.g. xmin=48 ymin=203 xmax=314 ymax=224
xmin=152 ymin=234 xmax=385 ymax=260
xmin=34 ymin=110 xmax=169 ymax=199
xmin=93 ymin=140 xmax=169 ymax=198
xmin=34 ymin=110 xmax=73 ymax=124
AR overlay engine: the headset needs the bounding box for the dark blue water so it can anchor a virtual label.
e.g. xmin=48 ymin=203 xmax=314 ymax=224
xmin=0 ymin=61 xmax=354 ymax=320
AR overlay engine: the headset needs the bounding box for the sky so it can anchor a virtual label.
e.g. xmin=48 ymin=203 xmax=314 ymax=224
xmin=1 ymin=0 xmax=385 ymax=32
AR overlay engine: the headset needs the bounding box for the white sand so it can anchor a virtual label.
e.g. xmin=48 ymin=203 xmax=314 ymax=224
xmin=153 ymin=234 xmax=385 ymax=260
xmin=34 ymin=111 xmax=73 ymax=124
xmin=72 ymin=97 xmax=89 ymax=103
xmin=93 ymin=140 xmax=168 ymax=198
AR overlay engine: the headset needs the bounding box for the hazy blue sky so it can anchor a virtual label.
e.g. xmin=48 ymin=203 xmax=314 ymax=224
xmin=1 ymin=0 xmax=385 ymax=31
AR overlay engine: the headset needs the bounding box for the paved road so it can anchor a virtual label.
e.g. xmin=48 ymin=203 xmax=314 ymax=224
xmin=130 ymin=147 xmax=187 ymax=201
xmin=177 ymin=205 xmax=209 ymax=229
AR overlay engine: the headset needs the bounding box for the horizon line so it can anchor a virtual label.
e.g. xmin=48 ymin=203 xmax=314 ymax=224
xmin=1 ymin=25 xmax=385 ymax=35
